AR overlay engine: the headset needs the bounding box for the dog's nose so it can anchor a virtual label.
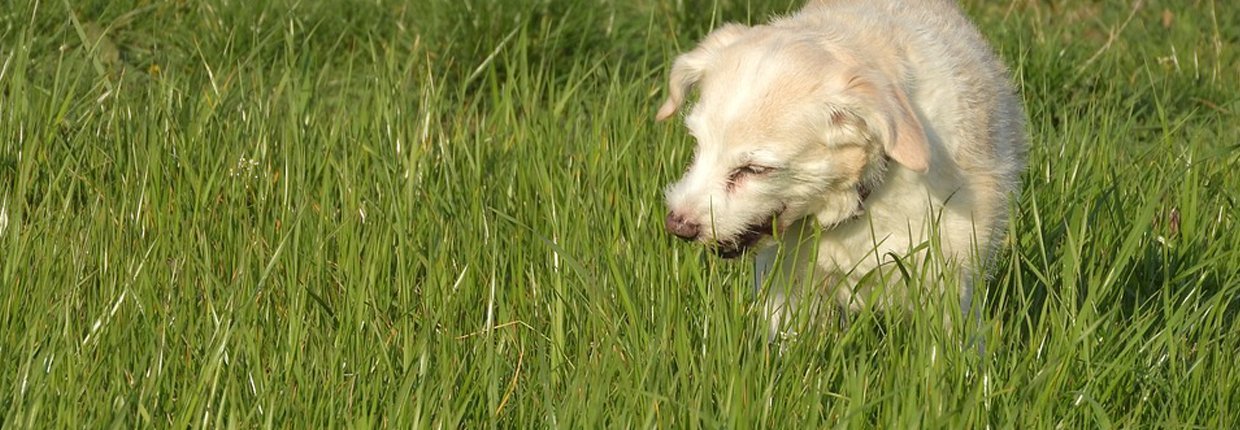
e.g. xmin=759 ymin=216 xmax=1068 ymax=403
xmin=665 ymin=211 xmax=701 ymax=240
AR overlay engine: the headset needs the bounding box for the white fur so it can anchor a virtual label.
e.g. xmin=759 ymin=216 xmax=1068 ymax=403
xmin=659 ymin=0 xmax=1026 ymax=334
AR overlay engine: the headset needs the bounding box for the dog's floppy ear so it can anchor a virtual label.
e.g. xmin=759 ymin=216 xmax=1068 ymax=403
xmin=656 ymin=24 xmax=750 ymax=121
xmin=847 ymin=74 xmax=930 ymax=173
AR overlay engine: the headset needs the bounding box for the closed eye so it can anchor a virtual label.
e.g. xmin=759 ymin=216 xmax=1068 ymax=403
xmin=726 ymin=164 xmax=775 ymax=190
xmin=736 ymin=164 xmax=771 ymax=176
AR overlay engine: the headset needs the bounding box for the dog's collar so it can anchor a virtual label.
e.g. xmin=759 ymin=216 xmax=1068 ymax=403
xmin=857 ymin=181 xmax=874 ymax=202
xmin=848 ymin=183 xmax=874 ymax=223
xmin=850 ymin=156 xmax=889 ymax=219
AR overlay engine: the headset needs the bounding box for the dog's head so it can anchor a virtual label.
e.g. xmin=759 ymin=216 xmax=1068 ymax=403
xmin=659 ymin=24 xmax=929 ymax=258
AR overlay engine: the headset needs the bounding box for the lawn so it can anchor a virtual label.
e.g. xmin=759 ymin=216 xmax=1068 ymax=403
xmin=2 ymin=0 xmax=1238 ymax=427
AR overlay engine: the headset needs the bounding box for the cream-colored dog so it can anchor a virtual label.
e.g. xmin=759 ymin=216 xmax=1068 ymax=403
xmin=659 ymin=0 xmax=1026 ymax=332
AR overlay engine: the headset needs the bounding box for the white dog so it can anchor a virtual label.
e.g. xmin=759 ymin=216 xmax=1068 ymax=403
xmin=659 ymin=0 xmax=1026 ymax=332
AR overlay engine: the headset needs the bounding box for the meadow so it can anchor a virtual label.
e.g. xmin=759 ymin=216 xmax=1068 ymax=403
xmin=1 ymin=0 xmax=1238 ymax=427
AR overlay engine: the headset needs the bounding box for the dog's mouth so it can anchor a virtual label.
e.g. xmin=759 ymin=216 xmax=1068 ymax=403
xmin=712 ymin=206 xmax=785 ymax=259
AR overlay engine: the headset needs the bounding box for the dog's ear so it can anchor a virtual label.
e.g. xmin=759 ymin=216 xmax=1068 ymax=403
xmin=656 ymin=24 xmax=750 ymax=122
xmin=846 ymin=74 xmax=930 ymax=173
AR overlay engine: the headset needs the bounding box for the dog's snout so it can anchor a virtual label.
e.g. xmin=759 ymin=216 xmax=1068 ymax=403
xmin=665 ymin=212 xmax=701 ymax=240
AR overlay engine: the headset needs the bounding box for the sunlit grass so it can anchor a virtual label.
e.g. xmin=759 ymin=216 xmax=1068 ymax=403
xmin=1 ymin=0 xmax=1237 ymax=427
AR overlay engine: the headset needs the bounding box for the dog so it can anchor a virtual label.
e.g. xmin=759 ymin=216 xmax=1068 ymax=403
xmin=658 ymin=0 xmax=1026 ymax=334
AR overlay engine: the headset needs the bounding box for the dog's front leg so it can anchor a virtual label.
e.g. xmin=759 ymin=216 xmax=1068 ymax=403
xmin=753 ymin=246 xmax=792 ymax=340
xmin=956 ymin=275 xmax=988 ymax=356
xmin=754 ymin=230 xmax=825 ymax=341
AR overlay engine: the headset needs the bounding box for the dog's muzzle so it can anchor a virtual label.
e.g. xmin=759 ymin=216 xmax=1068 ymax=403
xmin=665 ymin=212 xmax=701 ymax=241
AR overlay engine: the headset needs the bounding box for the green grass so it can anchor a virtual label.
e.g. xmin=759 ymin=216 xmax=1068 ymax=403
xmin=2 ymin=0 xmax=1238 ymax=427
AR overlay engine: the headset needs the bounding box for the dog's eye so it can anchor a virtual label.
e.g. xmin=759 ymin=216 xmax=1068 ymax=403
xmin=735 ymin=164 xmax=772 ymax=176
xmin=727 ymin=165 xmax=773 ymax=189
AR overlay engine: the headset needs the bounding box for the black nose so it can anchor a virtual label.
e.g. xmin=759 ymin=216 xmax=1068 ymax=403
xmin=665 ymin=212 xmax=700 ymax=240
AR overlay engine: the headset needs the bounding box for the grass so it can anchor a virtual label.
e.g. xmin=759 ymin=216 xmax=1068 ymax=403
xmin=1 ymin=0 xmax=1237 ymax=427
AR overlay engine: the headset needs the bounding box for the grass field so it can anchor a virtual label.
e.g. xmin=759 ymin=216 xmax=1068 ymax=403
xmin=2 ymin=0 xmax=1238 ymax=427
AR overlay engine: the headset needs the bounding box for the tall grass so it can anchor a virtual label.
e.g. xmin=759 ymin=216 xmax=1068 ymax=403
xmin=1 ymin=0 xmax=1237 ymax=427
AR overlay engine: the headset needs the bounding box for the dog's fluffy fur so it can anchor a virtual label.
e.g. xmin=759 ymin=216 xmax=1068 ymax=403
xmin=659 ymin=0 xmax=1026 ymax=330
